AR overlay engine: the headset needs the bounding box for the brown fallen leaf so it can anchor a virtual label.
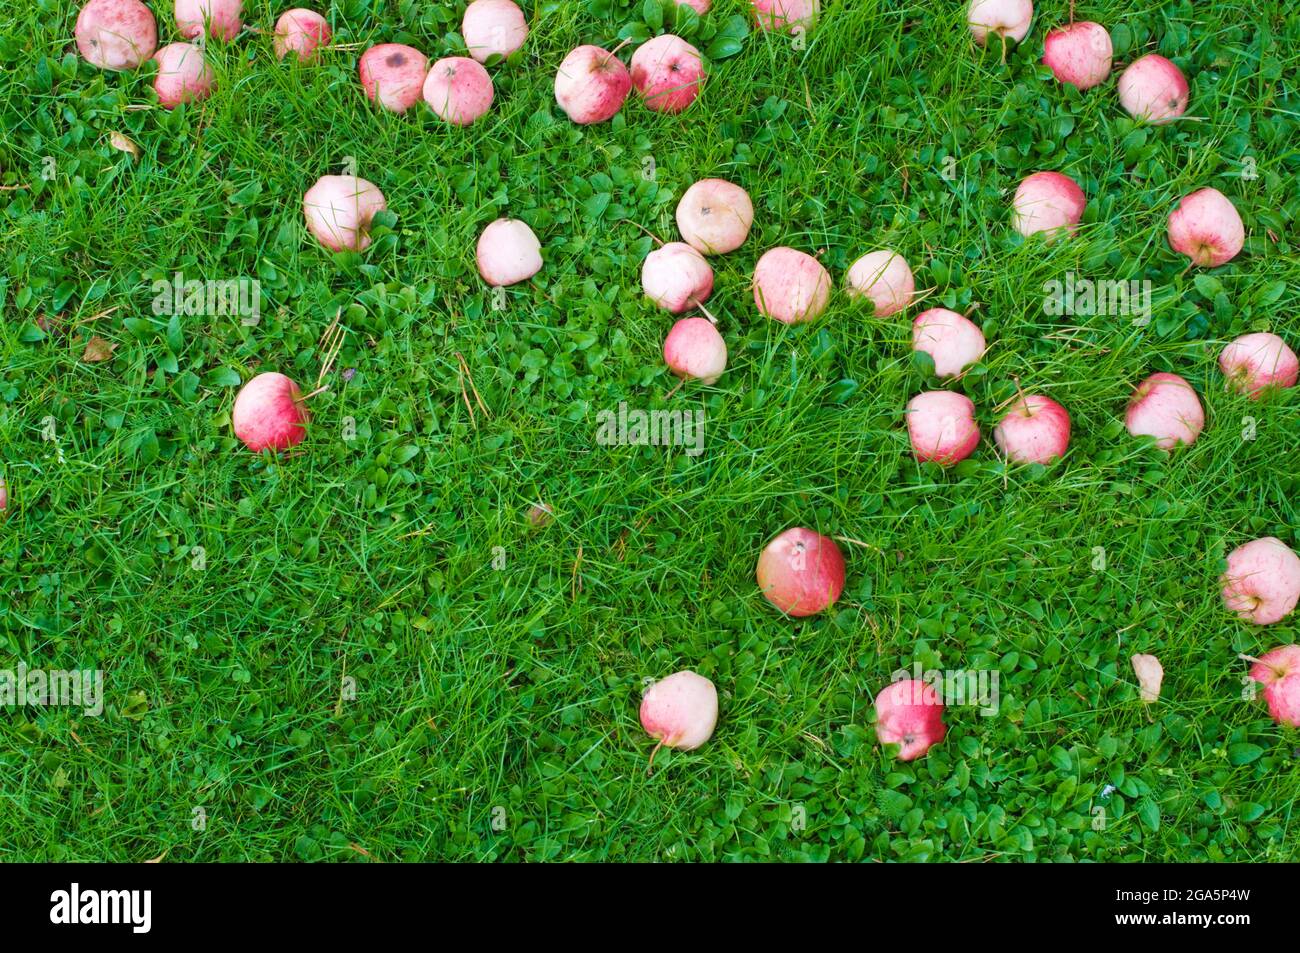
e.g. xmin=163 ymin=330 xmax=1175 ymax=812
xmin=82 ymin=335 xmax=116 ymax=363
xmin=109 ymin=131 xmax=140 ymax=158
xmin=1131 ymin=653 xmax=1163 ymax=703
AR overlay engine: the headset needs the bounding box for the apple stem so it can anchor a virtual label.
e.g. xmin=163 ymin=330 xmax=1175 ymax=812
xmin=621 ymin=218 xmax=665 ymax=246
xmin=1237 ymin=653 xmax=1263 ymax=665
xmin=1069 ymin=0 xmax=1076 ymax=24
xmin=999 ymin=33 xmax=1007 ymax=65
xmin=694 ymin=300 xmax=719 ymax=325
xmin=665 ymin=378 xmax=684 ymax=400
xmin=602 ymin=38 xmax=632 ymax=66
xmin=646 ymin=739 xmax=664 ymax=776
xmin=296 ymin=384 xmax=329 ymax=403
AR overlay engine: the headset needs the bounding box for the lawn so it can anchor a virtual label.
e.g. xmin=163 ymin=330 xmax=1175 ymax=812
xmin=1 ymin=0 xmax=1299 ymax=862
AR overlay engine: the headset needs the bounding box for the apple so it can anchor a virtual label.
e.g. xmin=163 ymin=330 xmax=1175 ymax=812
xmin=845 ymin=250 xmax=914 ymax=317
xmin=1247 ymin=645 xmax=1300 ymax=727
xmin=753 ymin=247 xmax=831 ymax=324
xmin=906 ymin=391 xmax=980 ymax=466
xmin=423 ymin=57 xmax=494 ymax=126
xmin=175 ymin=0 xmax=242 ymax=42
xmin=630 ymin=35 xmax=705 ymax=114
xmin=476 ymin=218 xmax=542 ymax=286
xmin=303 ymin=175 xmax=387 ymax=252
xmin=1167 ymin=187 xmax=1244 ymax=268
xmin=756 ymin=527 xmax=846 ymax=617
xmin=0 ymin=476 xmax=7 ymax=514
xmin=359 ymin=43 xmax=429 ymax=114
xmin=1218 ymin=332 xmax=1299 ymax=398
xmin=1042 ymin=20 xmax=1112 ymax=89
xmin=993 ymin=394 xmax=1070 ymax=464
xmin=153 ymin=42 xmax=215 ymax=109
xmin=273 ymin=8 xmax=331 ymax=62
xmin=911 ymin=308 xmax=986 ymax=378
xmin=751 ymin=0 xmax=819 ymax=31
xmin=526 ymin=502 xmax=554 ymax=529
xmin=1012 ymin=171 xmax=1085 ymax=240
xmin=75 ymin=0 xmax=157 ymax=71
xmin=554 ymin=44 xmax=632 ymax=124
xmin=640 ymin=670 xmax=718 ymax=768
xmin=676 ymin=179 xmax=753 ymax=255
xmin=875 ymin=679 xmax=946 ymax=761
xmin=462 ymin=0 xmax=528 ymax=64
xmin=1125 ymin=372 xmax=1203 ymax=450
xmin=1118 ymin=54 xmax=1188 ymax=124
xmin=967 ymin=0 xmax=1033 ymax=48
xmin=664 ymin=317 xmax=727 ymax=385
xmin=233 ymin=372 xmax=309 ymax=453
xmin=1222 ymin=538 xmax=1300 ymax=626
xmin=643 ymin=242 xmax=714 ymax=314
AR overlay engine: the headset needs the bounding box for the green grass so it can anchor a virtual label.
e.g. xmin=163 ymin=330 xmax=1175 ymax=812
xmin=2 ymin=0 xmax=1299 ymax=861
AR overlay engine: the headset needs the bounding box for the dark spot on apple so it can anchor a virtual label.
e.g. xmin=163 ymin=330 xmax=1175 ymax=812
xmin=387 ymin=52 xmax=406 ymax=67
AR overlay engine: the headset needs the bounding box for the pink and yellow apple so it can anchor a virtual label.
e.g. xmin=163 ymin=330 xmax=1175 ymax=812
xmin=273 ymin=8 xmax=331 ymax=62
xmin=640 ymin=671 xmax=718 ymax=765
xmin=554 ymin=44 xmax=632 ymax=124
xmin=875 ymin=678 xmax=946 ymax=761
xmin=906 ymin=391 xmax=980 ymax=466
xmin=1218 ymin=332 xmax=1298 ymax=398
xmin=993 ymin=394 xmax=1070 ymax=464
xmin=1118 ymin=54 xmax=1188 ymax=124
xmin=664 ymin=317 xmax=727 ymax=385
xmin=845 ymin=250 xmax=914 ymax=317
xmin=303 ymin=175 xmax=387 ymax=252
xmin=153 ymin=42 xmax=215 ymax=109
xmin=75 ymin=0 xmax=157 ymax=70
xmin=967 ymin=0 xmax=1033 ymax=47
xmin=476 ymin=218 xmax=542 ymax=286
xmin=1223 ymin=539 xmax=1300 ymax=626
xmin=1167 ymin=187 xmax=1244 ymax=268
xmin=1124 ymin=372 xmax=1203 ymax=450
xmin=753 ymin=248 xmax=831 ymax=324
xmin=462 ymin=0 xmax=528 ymax=64
xmin=676 ymin=179 xmax=753 ymax=255
xmin=751 ymin=0 xmax=819 ymax=32
xmin=643 ymin=242 xmax=713 ymax=313
xmin=756 ymin=527 xmax=845 ymax=617
xmin=174 ymin=0 xmax=242 ymax=42
xmin=233 ymin=372 xmax=309 ymax=453
xmin=423 ymin=57 xmax=494 ymax=125
xmin=1247 ymin=645 xmax=1300 ymax=727
xmin=1013 ymin=171 xmax=1085 ymax=240
xmin=630 ymin=35 xmax=705 ymax=113
xmin=1042 ymin=20 xmax=1112 ymax=89
xmin=912 ymin=308 xmax=986 ymax=378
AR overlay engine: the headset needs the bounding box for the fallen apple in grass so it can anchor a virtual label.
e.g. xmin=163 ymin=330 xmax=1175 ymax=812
xmin=1222 ymin=538 xmax=1300 ymax=626
xmin=476 ymin=218 xmax=542 ymax=286
xmin=1012 ymin=171 xmax=1085 ymax=240
xmin=175 ymin=0 xmax=243 ymax=42
xmin=753 ymin=248 xmax=831 ymax=324
xmin=1218 ymin=333 xmax=1299 ymax=398
xmin=0 ymin=476 xmax=7 ymax=514
xmin=1118 ymin=54 xmax=1188 ymax=124
xmin=1042 ymin=20 xmax=1112 ymax=89
xmin=359 ymin=43 xmax=429 ymax=113
xmin=1167 ymin=187 xmax=1244 ymax=268
xmin=554 ymin=44 xmax=632 ymax=124
xmin=664 ymin=317 xmax=727 ymax=385
xmin=643 ymin=242 xmax=714 ymax=314
xmin=303 ymin=175 xmax=387 ymax=252
xmin=630 ymin=34 xmax=705 ymax=114
xmin=153 ymin=42 xmax=215 ymax=109
xmin=640 ymin=670 xmax=718 ymax=769
xmin=1125 ymin=372 xmax=1203 ymax=450
xmin=875 ymin=679 xmax=946 ymax=761
xmin=967 ymin=0 xmax=1033 ymax=51
xmin=993 ymin=394 xmax=1070 ymax=464
xmin=75 ymin=0 xmax=157 ymax=71
xmin=911 ymin=308 xmax=986 ymax=378
xmin=845 ymin=250 xmax=914 ymax=317
xmin=462 ymin=0 xmax=528 ymax=64
xmin=233 ymin=372 xmax=310 ymax=453
xmin=751 ymin=0 xmax=819 ymax=31
xmin=1131 ymin=654 xmax=1163 ymax=703
xmin=273 ymin=8 xmax=331 ymax=62
xmin=756 ymin=527 xmax=846 ymax=617
xmin=526 ymin=501 xmax=554 ymax=529
xmin=906 ymin=391 xmax=980 ymax=466
xmin=676 ymin=179 xmax=753 ymax=255
xmin=423 ymin=57 xmax=494 ymax=125
xmin=1247 ymin=645 xmax=1300 ymax=727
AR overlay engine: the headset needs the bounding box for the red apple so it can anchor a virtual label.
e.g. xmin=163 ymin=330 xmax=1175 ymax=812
xmin=359 ymin=43 xmax=429 ymax=114
xmin=630 ymin=35 xmax=705 ymax=114
xmin=875 ymin=678 xmax=946 ymax=761
xmin=554 ymin=44 xmax=632 ymax=124
xmin=643 ymin=242 xmax=713 ymax=314
xmin=906 ymin=391 xmax=980 ymax=466
xmin=993 ymin=394 xmax=1070 ymax=464
xmin=1247 ymin=645 xmax=1300 ymax=727
xmin=1012 ymin=171 xmax=1085 ymax=240
xmin=526 ymin=501 xmax=554 ymax=529
xmin=845 ymin=250 xmax=914 ymax=317
xmin=423 ymin=56 xmax=494 ymax=126
xmin=1218 ymin=332 xmax=1299 ymax=398
xmin=1124 ymin=372 xmax=1203 ymax=450
xmin=273 ymin=8 xmax=331 ymax=62
xmin=912 ymin=308 xmax=986 ymax=378
xmin=967 ymin=0 xmax=1033 ymax=46
xmin=1118 ymin=54 xmax=1188 ymax=124
xmin=664 ymin=317 xmax=727 ymax=385
xmin=1223 ymin=539 xmax=1300 ymax=626
xmin=476 ymin=218 xmax=542 ymax=286
xmin=1042 ymin=20 xmax=1112 ymax=89
xmin=462 ymin=0 xmax=528 ymax=64
xmin=153 ymin=42 xmax=215 ymax=109
xmin=75 ymin=0 xmax=157 ymax=71
xmin=233 ymin=372 xmax=309 ymax=453
xmin=303 ymin=175 xmax=387 ymax=252
xmin=753 ymin=248 xmax=831 ymax=324
xmin=752 ymin=0 xmax=819 ymax=31
xmin=640 ymin=671 xmax=718 ymax=764
xmin=756 ymin=527 xmax=846 ymax=617
xmin=175 ymin=0 xmax=242 ymax=42
xmin=1167 ymin=187 xmax=1244 ymax=268
xmin=676 ymin=179 xmax=753 ymax=255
